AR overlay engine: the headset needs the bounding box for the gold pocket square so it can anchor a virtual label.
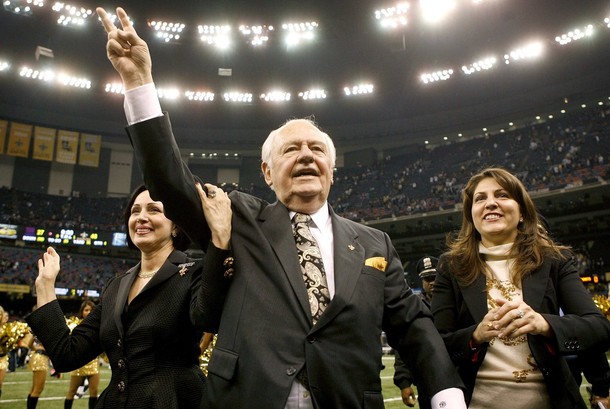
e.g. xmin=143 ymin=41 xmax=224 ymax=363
xmin=365 ymin=257 xmax=387 ymax=272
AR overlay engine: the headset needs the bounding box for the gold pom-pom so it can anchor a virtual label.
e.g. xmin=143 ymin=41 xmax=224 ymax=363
xmin=0 ymin=322 xmax=31 ymax=355
xmin=65 ymin=316 xmax=82 ymax=332
xmin=199 ymin=333 xmax=217 ymax=376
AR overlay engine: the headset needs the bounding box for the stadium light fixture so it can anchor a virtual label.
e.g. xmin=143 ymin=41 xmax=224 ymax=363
xmin=57 ymin=72 xmax=91 ymax=89
xmin=185 ymin=90 xmax=215 ymax=102
xmin=3 ymin=0 xmax=44 ymax=16
xmin=420 ymin=68 xmax=453 ymax=84
xmin=19 ymin=66 xmax=55 ymax=82
xmin=503 ymin=41 xmax=543 ymax=64
xmin=157 ymin=87 xmax=181 ymax=100
xmin=282 ymin=21 xmax=318 ymax=47
xmin=239 ymin=24 xmax=273 ymax=47
xmin=343 ymin=83 xmax=374 ymax=96
xmin=149 ymin=20 xmax=186 ymax=43
xmin=198 ymin=24 xmax=232 ymax=50
xmin=0 ymin=60 xmax=11 ymax=72
xmin=374 ymin=2 xmax=409 ymax=29
xmin=223 ymin=92 xmax=253 ymax=103
xmin=555 ymin=24 xmax=593 ymax=45
xmin=52 ymin=2 xmax=93 ymax=27
xmin=419 ymin=0 xmax=456 ymax=24
xmin=260 ymin=91 xmax=291 ymax=102
xmin=298 ymin=89 xmax=327 ymax=100
xmin=104 ymin=83 xmax=124 ymax=95
xmin=461 ymin=56 xmax=496 ymax=75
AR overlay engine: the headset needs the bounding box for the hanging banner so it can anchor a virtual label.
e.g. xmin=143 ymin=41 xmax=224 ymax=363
xmin=56 ymin=129 xmax=79 ymax=164
xmin=0 ymin=119 xmax=7 ymax=155
xmin=79 ymin=133 xmax=102 ymax=167
xmin=6 ymin=122 xmax=32 ymax=158
xmin=32 ymin=126 xmax=56 ymax=161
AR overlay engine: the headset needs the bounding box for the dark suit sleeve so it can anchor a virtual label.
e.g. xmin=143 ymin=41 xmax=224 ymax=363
xmin=393 ymin=352 xmax=414 ymax=389
xmin=542 ymin=255 xmax=610 ymax=353
xmin=579 ymin=350 xmax=610 ymax=397
xmin=381 ymin=233 xmax=465 ymax=398
xmin=25 ymin=299 xmax=104 ymax=373
xmin=192 ymin=243 xmax=233 ymax=333
xmin=431 ymin=263 xmax=480 ymax=366
xmin=126 ymin=114 xmax=212 ymax=250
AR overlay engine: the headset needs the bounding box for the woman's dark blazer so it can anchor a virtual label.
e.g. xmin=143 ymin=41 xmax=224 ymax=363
xmin=432 ymin=252 xmax=610 ymax=409
xmin=26 ymin=247 xmax=230 ymax=409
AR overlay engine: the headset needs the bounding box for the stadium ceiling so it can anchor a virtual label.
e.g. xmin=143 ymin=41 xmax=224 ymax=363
xmin=1 ymin=0 xmax=610 ymax=153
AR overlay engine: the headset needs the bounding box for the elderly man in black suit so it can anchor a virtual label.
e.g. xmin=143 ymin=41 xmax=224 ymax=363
xmin=97 ymin=7 xmax=467 ymax=409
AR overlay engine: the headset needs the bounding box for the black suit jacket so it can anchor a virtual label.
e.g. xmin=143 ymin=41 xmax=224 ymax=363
xmin=127 ymin=114 xmax=464 ymax=409
xmin=432 ymin=252 xmax=610 ymax=409
xmin=27 ymin=248 xmax=229 ymax=409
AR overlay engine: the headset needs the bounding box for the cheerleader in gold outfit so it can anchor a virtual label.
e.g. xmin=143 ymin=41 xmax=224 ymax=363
xmin=0 ymin=306 xmax=9 ymax=400
xmin=24 ymin=317 xmax=49 ymax=409
xmin=65 ymin=300 xmax=99 ymax=409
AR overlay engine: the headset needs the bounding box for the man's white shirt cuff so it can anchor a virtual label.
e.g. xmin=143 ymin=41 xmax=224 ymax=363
xmin=431 ymin=388 xmax=467 ymax=409
xmin=124 ymin=83 xmax=162 ymax=125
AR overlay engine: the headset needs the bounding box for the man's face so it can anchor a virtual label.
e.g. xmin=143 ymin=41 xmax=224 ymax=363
xmin=262 ymin=120 xmax=333 ymax=213
xmin=422 ymin=276 xmax=435 ymax=297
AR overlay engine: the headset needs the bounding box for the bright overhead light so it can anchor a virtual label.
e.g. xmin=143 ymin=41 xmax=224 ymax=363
xmin=149 ymin=20 xmax=186 ymax=43
xmin=52 ymin=2 xmax=94 ymax=27
xmin=260 ymin=91 xmax=291 ymax=102
xmin=374 ymin=2 xmax=409 ymax=29
xmin=223 ymin=92 xmax=253 ymax=103
xmin=185 ymin=90 xmax=215 ymax=102
xmin=4 ymin=0 xmax=44 ymax=16
xmin=239 ymin=24 xmax=274 ymax=47
xmin=0 ymin=61 xmax=11 ymax=72
xmin=282 ymin=21 xmax=318 ymax=47
xmin=298 ymin=89 xmax=326 ymax=100
xmin=461 ymin=56 xmax=496 ymax=75
xmin=555 ymin=24 xmax=594 ymax=45
xmin=19 ymin=66 xmax=54 ymax=82
xmin=503 ymin=41 xmax=543 ymax=64
xmin=420 ymin=68 xmax=453 ymax=84
xmin=104 ymin=83 xmax=124 ymax=95
xmin=198 ymin=25 xmax=232 ymax=49
xmin=157 ymin=87 xmax=181 ymax=100
xmin=419 ymin=0 xmax=456 ymax=24
xmin=57 ymin=72 xmax=91 ymax=89
xmin=344 ymin=83 xmax=374 ymax=96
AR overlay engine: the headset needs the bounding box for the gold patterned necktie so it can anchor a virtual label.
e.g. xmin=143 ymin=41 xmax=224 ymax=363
xmin=292 ymin=212 xmax=330 ymax=325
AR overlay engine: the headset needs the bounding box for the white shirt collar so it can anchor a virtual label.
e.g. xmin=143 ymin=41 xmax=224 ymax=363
xmin=289 ymin=202 xmax=330 ymax=229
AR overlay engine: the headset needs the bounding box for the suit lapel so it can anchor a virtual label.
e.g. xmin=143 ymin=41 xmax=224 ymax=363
xmin=140 ymin=250 xmax=188 ymax=292
xmin=460 ymin=274 xmax=489 ymax=322
xmin=259 ymin=201 xmax=312 ymax=321
xmin=114 ymin=265 xmax=138 ymax=339
xmin=522 ymin=261 xmax=550 ymax=310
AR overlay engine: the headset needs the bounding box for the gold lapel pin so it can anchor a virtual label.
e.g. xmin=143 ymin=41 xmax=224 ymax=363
xmin=178 ymin=265 xmax=188 ymax=276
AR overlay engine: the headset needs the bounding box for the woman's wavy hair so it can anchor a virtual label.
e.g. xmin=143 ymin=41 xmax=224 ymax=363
xmin=443 ymin=167 xmax=569 ymax=286
xmin=123 ymin=185 xmax=190 ymax=251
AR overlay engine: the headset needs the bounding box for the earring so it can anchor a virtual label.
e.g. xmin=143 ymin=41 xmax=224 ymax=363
xmin=519 ymin=217 xmax=524 ymax=223
xmin=172 ymin=231 xmax=177 ymax=238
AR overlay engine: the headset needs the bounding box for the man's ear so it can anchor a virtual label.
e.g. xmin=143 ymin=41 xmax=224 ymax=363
xmin=262 ymin=162 xmax=273 ymax=187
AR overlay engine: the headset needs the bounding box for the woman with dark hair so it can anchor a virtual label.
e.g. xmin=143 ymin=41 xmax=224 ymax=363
xmin=64 ymin=300 xmax=100 ymax=409
xmin=432 ymin=167 xmax=610 ymax=409
xmin=26 ymin=184 xmax=233 ymax=408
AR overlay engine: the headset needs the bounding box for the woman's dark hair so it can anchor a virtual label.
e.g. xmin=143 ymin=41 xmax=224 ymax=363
xmin=123 ymin=185 xmax=191 ymax=251
xmin=79 ymin=300 xmax=96 ymax=319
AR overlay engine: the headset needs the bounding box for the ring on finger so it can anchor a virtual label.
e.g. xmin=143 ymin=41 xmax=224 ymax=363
xmin=486 ymin=322 xmax=494 ymax=329
xmin=208 ymin=190 xmax=217 ymax=199
xmin=516 ymin=309 xmax=525 ymax=319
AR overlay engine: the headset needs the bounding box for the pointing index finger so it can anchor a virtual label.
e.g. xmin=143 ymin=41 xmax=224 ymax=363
xmin=96 ymin=7 xmax=116 ymax=33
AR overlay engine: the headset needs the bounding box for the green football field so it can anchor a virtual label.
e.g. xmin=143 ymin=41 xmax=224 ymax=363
xmin=0 ymin=355 xmax=593 ymax=408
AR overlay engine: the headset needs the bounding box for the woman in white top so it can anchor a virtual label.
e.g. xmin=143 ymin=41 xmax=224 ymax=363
xmin=432 ymin=167 xmax=610 ymax=409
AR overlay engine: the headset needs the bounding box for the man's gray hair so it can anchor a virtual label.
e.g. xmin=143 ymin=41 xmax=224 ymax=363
xmin=261 ymin=118 xmax=336 ymax=169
